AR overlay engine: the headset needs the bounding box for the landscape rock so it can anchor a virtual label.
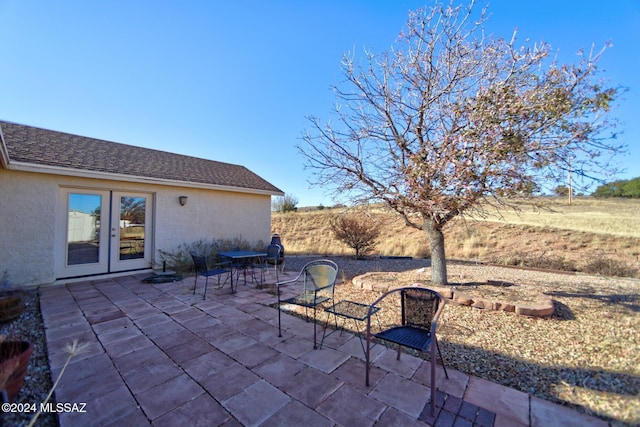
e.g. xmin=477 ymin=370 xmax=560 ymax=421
xmin=452 ymin=290 xmax=474 ymax=306
xmin=471 ymin=297 xmax=493 ymax=310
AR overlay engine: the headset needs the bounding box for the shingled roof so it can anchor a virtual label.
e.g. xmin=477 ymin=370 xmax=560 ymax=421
xmin=0 ymin=121 xmax=283 ymax=195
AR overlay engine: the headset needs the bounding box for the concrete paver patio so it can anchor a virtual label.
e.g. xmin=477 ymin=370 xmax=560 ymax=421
xmin=38 ymin=271 xmax=608 ymax=426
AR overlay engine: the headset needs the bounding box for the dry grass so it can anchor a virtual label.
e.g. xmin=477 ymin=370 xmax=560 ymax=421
xmin=273 ymin=198 xmax=640 ymax=278
xmin=478 ymin=197 xmax=640 ymax=238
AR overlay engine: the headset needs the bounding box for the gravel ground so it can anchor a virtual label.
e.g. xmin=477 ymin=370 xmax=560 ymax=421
xmin=284 ymin=255 xmax=640 ymax=426
xmin=1 ymin=290 xmax=57 ymax=427
xmin=284 ymin=255 xmax=433 ymax=281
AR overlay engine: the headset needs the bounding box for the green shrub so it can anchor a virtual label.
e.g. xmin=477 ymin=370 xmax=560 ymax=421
xmin=592 ymin=177 xmax=640 ymax=198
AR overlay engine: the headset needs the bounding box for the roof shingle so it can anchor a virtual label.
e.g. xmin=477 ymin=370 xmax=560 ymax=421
xmin=0 ymin=121 xmax=283 ymax=194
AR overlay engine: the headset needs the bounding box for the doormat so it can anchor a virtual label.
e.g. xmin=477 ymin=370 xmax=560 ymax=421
xmin=142 ymin=273 xmax=183 ymax=283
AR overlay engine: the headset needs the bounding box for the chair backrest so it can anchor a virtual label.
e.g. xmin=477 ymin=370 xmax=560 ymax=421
xmin=265 ymin=244 xmax=281 ymax=258
xmin=302 ymin=260 xmax=338 ymax=292
xmin=400 ymin=288 xmax=441 ymax=330
xmin=190 ymin=253 xmax=208 ymax=273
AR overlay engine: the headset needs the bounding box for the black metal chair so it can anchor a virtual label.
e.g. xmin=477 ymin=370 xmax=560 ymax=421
xmin=262 ymin=244 xmax=284 ymax=282
xmin=277 ymin=259 xmax=338 ymax=349
xmin=190 ymin=252 xmax=231 ymax=298
xmin=365 ymin=287 xmax=449 ymax=416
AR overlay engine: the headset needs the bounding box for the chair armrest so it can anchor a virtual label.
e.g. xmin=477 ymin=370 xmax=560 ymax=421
xmin=276 ymin=270 xmax=304 ymax=288
xmin=276 ymin=278 xmax=297 ymax=287
xmin=430 ymin=297 xmax=446 ymax=334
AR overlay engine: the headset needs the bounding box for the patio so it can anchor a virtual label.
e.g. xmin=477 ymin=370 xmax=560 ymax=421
xmin=38 ymin=270 xmax=606 ymax=426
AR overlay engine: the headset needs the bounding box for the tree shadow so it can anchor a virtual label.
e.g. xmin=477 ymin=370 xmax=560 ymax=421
xmin=546 ymin=290 xmax=640 ymax=313
xmin=551 ymin=299 xmax=575 ymax=320
xmin=438 ymin=341 xmax=640 ymax=426
xmin=452 ymin=280 xmax=517 ymax=288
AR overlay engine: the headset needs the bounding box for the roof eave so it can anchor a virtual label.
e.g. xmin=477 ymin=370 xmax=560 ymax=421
xmin=0 ymin=127 xmax=10 ymax=169
xmin=5 ymin=161 xmax=285 ymax=197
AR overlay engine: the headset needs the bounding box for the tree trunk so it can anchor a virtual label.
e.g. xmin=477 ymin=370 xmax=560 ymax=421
xmin=424 ymin=218 xmax=448 ymax=286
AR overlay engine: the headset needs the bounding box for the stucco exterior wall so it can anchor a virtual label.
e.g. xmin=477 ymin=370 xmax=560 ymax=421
xmin=0 ymin=169 xmax=57 ymax=287
xmin=0 ymin=168 xmax=273 ymax=287
xmin=153 ymin=187 xmax=272 ymax=258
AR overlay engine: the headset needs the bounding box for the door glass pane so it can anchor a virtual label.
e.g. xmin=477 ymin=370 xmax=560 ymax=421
xmin=67 ymin=193 xmax=101 ymax=265
xmin=119 ymin=196 xmax=146 ymax=260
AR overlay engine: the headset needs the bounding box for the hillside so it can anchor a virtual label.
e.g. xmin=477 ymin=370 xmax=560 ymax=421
xmin=272 ymin=198 xmax=640 ymax=278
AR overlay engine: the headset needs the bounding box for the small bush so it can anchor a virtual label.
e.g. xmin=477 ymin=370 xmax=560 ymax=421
xmin=580 ymin=257 xmax=638 ymax=277
xmin=330 ymin=213 xmax=382 ymax=259
xmin=494 ymin=251 xmax=577 ymax=272
xmin=158 ymin=237 xmax=262 ymax=273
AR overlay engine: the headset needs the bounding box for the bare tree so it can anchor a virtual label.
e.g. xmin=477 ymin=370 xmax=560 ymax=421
xmin=298 ymin=1 xmax=625 ymax=285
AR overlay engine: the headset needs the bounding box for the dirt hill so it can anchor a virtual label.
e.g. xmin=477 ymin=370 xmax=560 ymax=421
xmin=272 ymin=198 xmax=640 ymax=278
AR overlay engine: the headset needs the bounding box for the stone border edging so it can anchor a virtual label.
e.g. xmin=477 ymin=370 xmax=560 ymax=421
xmin=352 ymin=272 xmax=554 ymax=318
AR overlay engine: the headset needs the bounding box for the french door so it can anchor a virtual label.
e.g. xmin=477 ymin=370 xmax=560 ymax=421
xmin=56 ymin=189 xmax=153 ymax=278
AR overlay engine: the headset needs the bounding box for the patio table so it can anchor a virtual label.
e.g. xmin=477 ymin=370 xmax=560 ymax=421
xmin=321 ymin=300 xmax=381 ymax=355
xmin=218 ymin=250 xmax=267 ymax=293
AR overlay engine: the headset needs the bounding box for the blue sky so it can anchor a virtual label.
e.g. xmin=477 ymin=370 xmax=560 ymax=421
xmin=1 ymin=1 xmax=638 ymax=207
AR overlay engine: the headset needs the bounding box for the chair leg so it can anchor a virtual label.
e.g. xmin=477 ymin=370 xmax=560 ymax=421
xmin=319 ymin=310 xmax=338 ymax=349
xmin=277 ymin=286 xmax=282 ymax=338
xmin=436 ymin=337 xmax=449 ymax=379
xmin=313 ymin=306 xmax=318 ymax=349
xmin=396 ymin=344 xmax=402 ymax=360
xmin=427 ymin=337 xmax=450 ymax=416
xmin=203 ymin=277 xmax=208 ymax=300
xmin=430 ymin=345 xmax=437 ymax=416
xmin=215 ymin=273 xmax=225 ymax=289
xmin=193 ymin=276 xmax=198 ymax=295
xmin=365 ymin=332 xmax=371 ymax=386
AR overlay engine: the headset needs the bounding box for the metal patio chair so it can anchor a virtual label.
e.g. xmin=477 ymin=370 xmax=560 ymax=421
xmin=190 ymin=252 xmax=231 ymax=298
xmin=261 ymin=243 xmax=284 ymax=282
xmin=365 ymin=286 xmax=449 ymax=416
xmin=277 ymin=259 xmax=338 ymax=349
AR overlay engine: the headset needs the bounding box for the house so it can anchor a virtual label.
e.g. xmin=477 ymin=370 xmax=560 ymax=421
xmin=0 ymin=120 xmax=284 ymax=287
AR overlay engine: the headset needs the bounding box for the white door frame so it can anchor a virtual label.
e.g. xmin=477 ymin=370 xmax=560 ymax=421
xmin=110 ymin=191 xmax=153 ymax=273
xmin=56 ymin=188 xmax=153 ymax=279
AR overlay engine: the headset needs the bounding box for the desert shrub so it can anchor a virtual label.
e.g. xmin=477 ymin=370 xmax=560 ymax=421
xmin=414 ymin=245 xmax=431 ymax=259
xmin=330 ymin=213 xmax=382 ymax=259
xmin=490 ymin=251 xmax=638 ymax=277
xmin=580 ymin=257 xmax=638 ymax=277
xmin=157 ymin=237 xmax=262 ymax=273
xmin=494 ymin=251 xmax=577 ymax=272
xmin=461 ymin=233 xmax=486 ymax=259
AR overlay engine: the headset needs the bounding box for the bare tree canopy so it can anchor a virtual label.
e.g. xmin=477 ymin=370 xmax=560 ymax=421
xmin=298 ymin=0 xmax=626 ymax=285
